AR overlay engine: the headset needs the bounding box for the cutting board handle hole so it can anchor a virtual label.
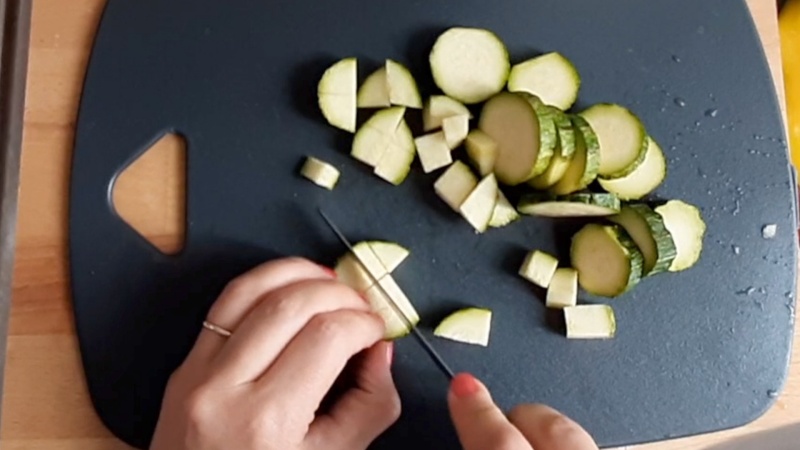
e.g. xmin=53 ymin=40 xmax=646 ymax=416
xmin=112 ymin=132 xmax=187 ymax=255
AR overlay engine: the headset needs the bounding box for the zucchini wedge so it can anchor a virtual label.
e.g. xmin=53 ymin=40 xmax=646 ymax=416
xmin=423 ymin=95 xmax=472 ymax=131
xmin=318 ymin=57 xmax=357 ymax=132
xmin=519 ymin=250 xmax=559 ymax=288
xmin=434 ymin=308 xmax=492 ymax=347
xmin=565 ymin=305 xmax=616 ymax=339
xmin=546 ymin=268 xmax=578 ymax=309
xmin=488 ymin=190 xmax=520 ymax=228
xmin=571 ymin=224 xmax=644 ymax=297
xmin=465 ymin=130 xmax=499 ymax=176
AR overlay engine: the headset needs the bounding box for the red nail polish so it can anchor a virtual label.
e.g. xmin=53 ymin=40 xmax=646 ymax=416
xmin=451 ymin=373 xmax=480 ymax=398
xmin=319 ymin=266 xmax=337 ymax=278
xmin=386 ymin=342 xmax=394 ymax=365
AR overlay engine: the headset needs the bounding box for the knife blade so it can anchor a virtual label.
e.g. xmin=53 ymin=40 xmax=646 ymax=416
xmin=318 ymin=209 xmax=455 ymax=380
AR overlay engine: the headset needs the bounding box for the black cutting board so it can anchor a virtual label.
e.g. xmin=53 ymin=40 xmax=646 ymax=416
xmin=70 ymin=1 xmax=798 ymax=448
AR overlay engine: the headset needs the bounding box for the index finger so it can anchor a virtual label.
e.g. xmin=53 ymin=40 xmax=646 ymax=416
xmin=448 ymin=373 xmax=531 ymax=450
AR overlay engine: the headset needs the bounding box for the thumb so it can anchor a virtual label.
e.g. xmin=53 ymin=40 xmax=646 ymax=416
xmin=448 ymin=373 xmax=531 ymax=450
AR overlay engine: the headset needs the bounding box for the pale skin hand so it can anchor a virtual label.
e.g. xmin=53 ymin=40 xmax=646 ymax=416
xmin=150 ymin=257 xmax=599 ymax=450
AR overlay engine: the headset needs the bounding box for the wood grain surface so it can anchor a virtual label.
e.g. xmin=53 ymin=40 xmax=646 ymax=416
xmin=1 ymin=1 xmax=794 ymax=449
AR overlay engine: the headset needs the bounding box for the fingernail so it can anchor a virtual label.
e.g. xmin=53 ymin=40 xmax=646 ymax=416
xmin=386 ymin=342 xmax=394 ymax=365
xmin=319 ymin=265 xmax=337 ymax=278
xmin=451 ymin=373 xmax=481 ymax=398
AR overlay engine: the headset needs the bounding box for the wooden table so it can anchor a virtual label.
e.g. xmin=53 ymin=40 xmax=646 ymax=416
xmin=1 ymin=1 xmax=794 ymax=449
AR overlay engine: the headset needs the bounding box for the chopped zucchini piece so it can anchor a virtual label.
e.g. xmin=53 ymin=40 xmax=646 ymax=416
xmin=386 ymin=59 xmax=422 ymax=109
xmin=357 ymin=66 xmax=390 ymax=108
xmin=465 ymin=130 xmax=498 ymax=176
xmin=519 ymin=250 xmax=559 ymax=288
xmin=423 ymin=95 xmax=472 ymax=131
xmin=351 ymin=107 xmax=406 ymax=166
xmin=434 ymin=161 xmax=479 ymax=212
xmin=366 ymin=241 xmax=410 ymax=273
xmin=415 ymin=132 xmax=453 ymax=173
xmin=373 ymin=119 xmax=415 ymax=185
xmin=434 ymin=308 xmax=492 ymax=347
xmin=459 ymin=174 xmax=499 ymax=233
xmin=442 ymin=114 xmax=470 ymax=149
xmin=488 ymin=191 xmax=520 ymax=228
xmin=565 ymin=305 xmax=616 ymax=339
xmin=300 ymin=156 xmax=340 ymax=190
xmin=546 ymin=268 xmax=578 ymax=309
xmin=364 ymin=275 xmax=420 ymax=339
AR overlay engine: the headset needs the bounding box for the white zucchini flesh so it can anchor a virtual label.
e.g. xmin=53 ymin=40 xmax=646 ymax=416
xmin=507 ymin=52 xmax=581 ymax=110
xmin=318 ymin=58 xmax=357 ymax=132
xmin=364 ymin=275 xmax=420 ymax=339
xmin=564 ymin=305 xmax=616 ymax=340
xmin=351 ymin=107 xmax=406 ymax=166
xmin=465 ymin=129 xmax=498 ymax=176
xmin=599 ymin=137 xmax=667 ymax=200
xmin=373 ymin=119 xmax=415 ymax=185
xmin=357 ymin=67 xmax=390 ymax=108
xmin=335 ymin=241 xmax=410 ymax=293
xmin=434 ymin=161 xmax=479 ymax=212
xmin=386 ymin=59 xmax=423 ymax=109
xmin=442 ymin=114 xmax=470 ymax=149
xmin=479 ymin=92 xmax=542 ymax=185
xmin=300 ymin=157 xmax=340 ymax=190
xmin=423 ymin=95 xmax=472 ymax=131
xmin=335 ymin=253 xmax=375 ymax=294
xmin=654 ymin=200 xmax=707 ymax=272
xmin=459 ymin=174 xmax=499 ymax=233
xmin=415 ymin=131 xmax=453 ymax=173
xmin=546 ymin=268 xmax=578 ymax=309
xmin=519 ymin=250 xmax=559 ymax=288
xmin=434 ymin=308 xmax=492 ymax=347
xmin=581 ymin=104 xmax=648 ymax=178
xmin=571 ymin=224 xmax=643 ymax=298
xmin=488 ymin=190 xmax=519 ymax=228
xmin=430 ymin=28 xmax=510 ymax=104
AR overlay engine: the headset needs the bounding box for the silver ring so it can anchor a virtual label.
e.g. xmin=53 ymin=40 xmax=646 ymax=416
xmin=202 ymin=320 xmax=233 ymax=337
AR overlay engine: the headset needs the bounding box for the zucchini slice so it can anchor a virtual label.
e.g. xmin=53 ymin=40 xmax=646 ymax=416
xmin=546 ymin=268 xmax=578 ymax=309
xmin=609 ymin=204 xmax=677 ymax=275
xmin=507 ymin=52 xmax=581 ymax=110
xmin=434 ymin=161 xmax=479 ymax=212
xmin=550 ymin=107 xmax=576 ymax=158
xmin=528 ymin=108 xmax=577 ymax=189
xmin=415 ymin=131 xmax=453 ymax=173
xmin=518 ymin=193 xmax=621 ymax=218
xmin=459 ymin=174 xmax=499 ymax=233
xmin=465 ymin=130 xmax=498 ymax=176
xmin=571 ymin=224 xmax=644 ymax=297
xmin=581 ymin=104 xmax=648 ymax=178
xmin=654 ymin=200 xmax=707 ymax=272
xmin=300 ymin=156 xmax=340 ymax=190
xmin=430 ymin=27 xmax=510 ymax=104
xmin=598 ymin=137 xmax=667 ymax=200
xmin=550 ymin=115 xmax=600 ymax=195
xmin=357 ymin=66 xmax=390 ymax=108
xmin=351 ymin=107 xmax=406 ymax=166
xmin=564 ymin=305 xmax=616 ymax=340
xmin=479 ymin=92 xmax=556 ymax=185
xmin=318 ymin=57 xmax=357 ymax=132
xmin=434 ymin=308 xmax=492 ymax=347
xmin=423 ymin=95 xmax=472 ymax=131
xmin=488 ymin=190 xmax=520 ymax=228
xmin=519 ymin=250 xmax=559 ymax=288
xmin=373 ymin=119 xmax=415 ymax=185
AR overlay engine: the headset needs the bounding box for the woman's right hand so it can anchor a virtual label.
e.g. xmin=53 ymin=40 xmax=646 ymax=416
xmin=448 ymin=373 xmax=599 ymax=450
